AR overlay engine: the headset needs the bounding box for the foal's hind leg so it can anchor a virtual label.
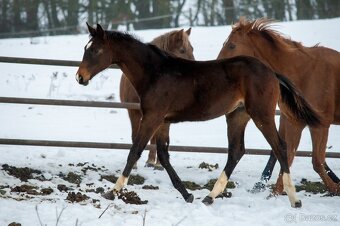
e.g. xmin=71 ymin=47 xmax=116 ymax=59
xmin=127 ymin=108 xmax=142 ymax=169
xmin=151 ymin=123 xmax=170 ymax=170
xmin=310 ymin=127 xmax=340 ymax=194
xmin=273 ymin=117 xmax=304 ymax=195
xmin=252 ymin=115 xmax=301 ymax=208
xmin=155 ymin=126 xmax=194 ymax=202
xmin=203 ymin=108 xmax=250 ymax=205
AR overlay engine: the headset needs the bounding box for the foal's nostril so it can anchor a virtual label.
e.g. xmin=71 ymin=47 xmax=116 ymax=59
xmin=78 ymin=75 xmax=84 ymax=84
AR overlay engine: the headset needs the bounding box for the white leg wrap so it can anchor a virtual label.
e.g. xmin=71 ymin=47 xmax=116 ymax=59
xmin=209 ymin=171 xmax=228 ymax=199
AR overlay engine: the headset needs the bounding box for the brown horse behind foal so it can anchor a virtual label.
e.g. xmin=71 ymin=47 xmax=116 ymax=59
xmin=218 ymin=18 xmax=340 ymax=194
xmin=76 ymin=23 xmax=321 ymax=207
xmin=120 ymin=28 xmax=194 ymax=169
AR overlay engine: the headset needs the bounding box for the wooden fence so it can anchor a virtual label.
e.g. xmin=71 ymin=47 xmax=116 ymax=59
xmin=1 ymin=56 xmax=339 ymax=158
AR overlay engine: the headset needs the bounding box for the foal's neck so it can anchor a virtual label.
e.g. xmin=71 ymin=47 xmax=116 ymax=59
xmin=111 ymin=38 xmax=166 ymax=95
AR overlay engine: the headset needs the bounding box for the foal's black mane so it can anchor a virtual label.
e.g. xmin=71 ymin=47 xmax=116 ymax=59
xmin=104 ymin=30 xmax=173 ymax=59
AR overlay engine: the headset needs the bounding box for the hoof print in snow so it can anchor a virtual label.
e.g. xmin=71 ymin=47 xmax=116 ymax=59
xmin=102 ymin=190 xmax=116 ymax=200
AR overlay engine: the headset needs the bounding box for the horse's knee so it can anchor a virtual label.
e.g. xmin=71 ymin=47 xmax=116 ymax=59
xmin=312 ymin=157 xmax=323 ymax=173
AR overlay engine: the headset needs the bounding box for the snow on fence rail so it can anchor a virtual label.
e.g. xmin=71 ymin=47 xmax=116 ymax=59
xmin=1 ymin=56 xmax=339 ymax=158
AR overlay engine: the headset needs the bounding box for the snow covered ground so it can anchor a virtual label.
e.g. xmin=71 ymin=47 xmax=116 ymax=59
xmin=0 ymin=18 xmax=339 ymax=226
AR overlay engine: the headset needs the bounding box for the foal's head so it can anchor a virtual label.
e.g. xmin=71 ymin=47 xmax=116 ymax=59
xmin=151 ymin=28 xmax=195 ymax=60
xmin=76 ymin=23 xmax=114 ymax=86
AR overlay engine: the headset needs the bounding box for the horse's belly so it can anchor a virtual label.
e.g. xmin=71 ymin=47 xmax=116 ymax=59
xmin=165 ymin=99 xmax=243 ymax=123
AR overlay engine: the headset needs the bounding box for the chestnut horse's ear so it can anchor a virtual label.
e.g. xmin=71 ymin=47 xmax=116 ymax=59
xmin=86 ymin=22 xmax=96 ymax=36
xmin=185 ymin=28 xmax=192 ymax=36
xmin=96 ymin=24 xmax=105 ymax=39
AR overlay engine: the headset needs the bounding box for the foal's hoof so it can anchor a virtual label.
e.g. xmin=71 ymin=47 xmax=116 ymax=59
xmin=185 ymin=194 xmax=194 ymax=203
xmin=102 ymin=190 xmax=116 ymax=200
xmin=292 ymin=200 xmax=302 ymax=208
xmin=202 ymin=196 xmax=214 ymax=205
xmin=251 ymin=181 xmax=266 ymax=193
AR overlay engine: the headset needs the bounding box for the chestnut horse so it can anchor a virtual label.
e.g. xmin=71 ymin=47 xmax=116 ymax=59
xmin=76 ymin=23 xmax=321 ymax=207
xmin=218 ymin=18 xmax=340 ymax=194
xmin=120 ymin=28 xmax=194 ymax=170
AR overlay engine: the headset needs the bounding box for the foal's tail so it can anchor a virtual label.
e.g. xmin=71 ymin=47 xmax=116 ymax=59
xmin=275 ymin=73 xmax=321 ymax=127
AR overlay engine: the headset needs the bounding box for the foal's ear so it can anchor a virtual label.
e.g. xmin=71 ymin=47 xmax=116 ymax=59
xmin=96 ymin=24 xmax=106 ymax=40
xmin=185 ymin=28 xmax=192 ymax=36
xmin=86 ymin=22 xmax=96 ymax=36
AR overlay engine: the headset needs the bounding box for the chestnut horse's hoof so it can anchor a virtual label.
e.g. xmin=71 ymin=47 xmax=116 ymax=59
xmin=202 ymin=196 xmax=214 ymax=205
xmin=185 ymin=194 xmax=194 ymax=203
xmin=293 ymin=200 xmax=302 ymax=208
xmin=102 ymin=190 xmax=115 ymax=200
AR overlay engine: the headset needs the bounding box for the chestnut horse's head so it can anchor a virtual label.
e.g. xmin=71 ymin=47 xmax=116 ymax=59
xmin=76 ymin=23 xmax=112 ymax=86
xmin=151 ymin=28 xmax=195 ymax=60
xmin=217 ymin=18 xmax=278 ymax=60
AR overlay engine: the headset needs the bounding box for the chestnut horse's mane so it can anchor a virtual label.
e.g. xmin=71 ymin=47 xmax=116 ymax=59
xmin=232 ymin=18 xmax=315 ymax=53
xmin=152 ymin=30 xmax=191 ymax=52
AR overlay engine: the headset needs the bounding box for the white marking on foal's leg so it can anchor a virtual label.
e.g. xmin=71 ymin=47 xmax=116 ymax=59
xmin=113 ymin=175 xmax=129 ymax=192
xmin=209 ymin=171 xmax=228 ymax=199
xmin=282 ymin=173 xmax=300 ymax=207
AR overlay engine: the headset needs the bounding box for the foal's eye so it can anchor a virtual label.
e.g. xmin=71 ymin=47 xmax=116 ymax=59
xmin=228 ymin=43 xmax=236 ymax=50
xmin=179 ymin=47 xmax=186 ymax=54
xmin=90 ymin=48 xmax=99 ymax=55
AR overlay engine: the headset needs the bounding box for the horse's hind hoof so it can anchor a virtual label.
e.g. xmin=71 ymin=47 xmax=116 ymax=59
xmin=102 ymin=190 xmax=115 ymax=200
xmin=202 ymin=196 xmax=214 ymax=205
xmin=185 ymin=194 xmax=194 ymax=203
xmin=293 ymin=200 xmax=302 ymax=208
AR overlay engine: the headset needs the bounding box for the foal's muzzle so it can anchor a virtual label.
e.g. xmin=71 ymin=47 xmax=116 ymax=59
xmin=76 ymin=73 xmax=89 ymax=86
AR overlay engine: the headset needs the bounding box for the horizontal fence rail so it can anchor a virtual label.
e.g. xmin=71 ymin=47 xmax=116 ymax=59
xmin=0 ymin=56 xmax=119 ymax=68
xmin=1 ymin=138 xmax=339 ymax=158
xmin=0 ymin=96 xmax=280 ymax=115
xmin=1 ymin=56 xmax=339 ymax=159
xmin=0 ymin=97 xmax=140 ymax=110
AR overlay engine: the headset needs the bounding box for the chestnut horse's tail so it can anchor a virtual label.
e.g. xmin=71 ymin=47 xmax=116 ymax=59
xmin=275 ymin=73 xmax=321 ymax=127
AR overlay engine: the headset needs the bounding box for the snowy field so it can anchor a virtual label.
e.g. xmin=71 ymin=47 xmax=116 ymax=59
xmin=0 ymin=18 xmax=340 ymax=226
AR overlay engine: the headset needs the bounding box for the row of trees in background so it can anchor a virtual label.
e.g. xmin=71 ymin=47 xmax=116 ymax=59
xmin=1 ymin=0 xmax=340 ymax=38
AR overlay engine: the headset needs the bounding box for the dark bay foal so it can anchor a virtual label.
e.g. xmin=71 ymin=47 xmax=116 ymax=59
xmin=76 ymin=23 xmax=321 ymax=207
xmin=120 ymin=28 xmax=194 ymax=169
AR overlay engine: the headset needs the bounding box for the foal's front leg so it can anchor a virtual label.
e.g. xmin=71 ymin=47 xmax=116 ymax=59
xmin=103 ymin=113 xmax=162 ymax=199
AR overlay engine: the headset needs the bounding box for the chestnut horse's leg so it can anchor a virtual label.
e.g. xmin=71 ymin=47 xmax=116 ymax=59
xmin=155 ymin=125 xmax=194 ymax=203
xmin=146 ymin=135 xmax=157 ymax=167
xmin=202 ymin=107 xmax=250 ymax=205
xmin=310 ymin=127 xmax=340 ymax=194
